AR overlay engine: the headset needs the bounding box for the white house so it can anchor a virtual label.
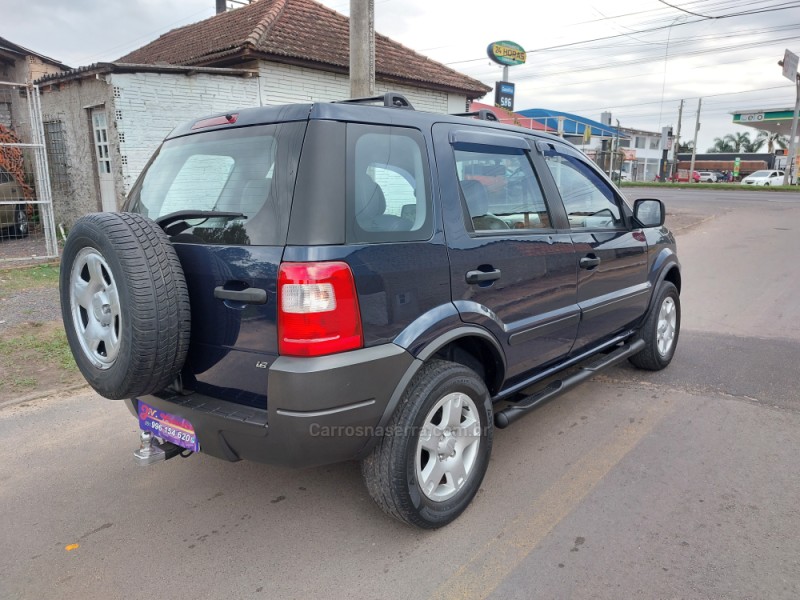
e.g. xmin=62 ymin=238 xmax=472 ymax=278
xmin=34 ymin=0 xmax=490 ymax=227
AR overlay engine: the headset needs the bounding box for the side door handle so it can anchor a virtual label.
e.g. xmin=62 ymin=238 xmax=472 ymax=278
xmin=214 ymin=286 xmax=267 ymax=305
xmin=579 ymin=256 xmax=601 ymax=270
xmin=466 ymin=269 xmax=502 ymax=284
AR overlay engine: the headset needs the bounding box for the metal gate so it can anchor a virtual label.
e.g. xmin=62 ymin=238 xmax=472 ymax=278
xmin=0 ymin=81 xmax=58 ymax=264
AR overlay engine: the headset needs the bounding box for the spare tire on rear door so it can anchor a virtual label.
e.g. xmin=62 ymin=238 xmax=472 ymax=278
xmin=60 ymin=212 xmax=191 ymax=399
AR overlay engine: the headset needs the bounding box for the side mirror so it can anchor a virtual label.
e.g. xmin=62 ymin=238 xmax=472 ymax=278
xmin=633 ymin=198 xmax=665 ymax=228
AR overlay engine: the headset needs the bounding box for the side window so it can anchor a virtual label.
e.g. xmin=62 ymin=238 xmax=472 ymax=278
xmin=542 ymin=146 xmax=624 ymax=230
xmin=453 ymin=147 xmax=550 ymax=232
xmin=347 ymin=124 xmax=432 ymax=243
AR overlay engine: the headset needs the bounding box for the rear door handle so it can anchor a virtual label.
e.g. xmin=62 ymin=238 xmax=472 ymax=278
xmin=579 ymin=256 xmax=601 ymax=270
xmin=466 ymin=269 xmax=502 ymax=284
xmin=214 ymin=286 xmax=267 ymax=304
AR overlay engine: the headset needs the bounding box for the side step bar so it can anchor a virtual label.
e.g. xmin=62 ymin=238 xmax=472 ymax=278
xmin=494 ymin=338 xmax=645 ymax=429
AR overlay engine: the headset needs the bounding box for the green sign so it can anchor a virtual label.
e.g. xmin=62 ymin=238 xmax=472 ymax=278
xmin=734 ymin=156 xmax=741 ymax=178
xmin=487 ymin=41 xmax=527 ymax=66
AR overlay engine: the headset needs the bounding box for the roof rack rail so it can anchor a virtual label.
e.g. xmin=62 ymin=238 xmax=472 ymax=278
xmin=335 ymin=92 xmax=415 ymax=110
xmin=452 ymin=109 xmax=499 ymax=122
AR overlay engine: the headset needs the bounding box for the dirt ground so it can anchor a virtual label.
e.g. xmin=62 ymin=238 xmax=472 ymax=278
xmin=0 ymin=321 xmax=84 ymax=404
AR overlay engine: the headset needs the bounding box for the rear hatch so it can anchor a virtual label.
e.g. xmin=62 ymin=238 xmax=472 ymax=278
xmin=125 ymin=111 xmax=309 ymax=408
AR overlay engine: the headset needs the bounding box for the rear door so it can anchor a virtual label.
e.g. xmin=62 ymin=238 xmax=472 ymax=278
xmin=126 ymin=121 xmax=307 ymax=408
xmin=538 ymin=140 xmax=649 ymax=351
xmin=433 ymin=124 xmax=579 ymax=382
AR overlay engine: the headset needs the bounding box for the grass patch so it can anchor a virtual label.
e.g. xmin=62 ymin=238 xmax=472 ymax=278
xmin=0 ymin=322 xmax=77 ymax=372
xmin=0 ymin=263 xmax=60 ymax=294
xmin=0 ymin=322 xmax=83 ymax=399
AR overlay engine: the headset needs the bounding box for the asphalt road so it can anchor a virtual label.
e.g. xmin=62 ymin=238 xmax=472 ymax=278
xmin=2 ymin=188 xmax=799 ymax=599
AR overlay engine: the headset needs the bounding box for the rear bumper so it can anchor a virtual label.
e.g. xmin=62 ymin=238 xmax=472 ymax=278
xmin=129 ymin=343 xmax=414 ymax=468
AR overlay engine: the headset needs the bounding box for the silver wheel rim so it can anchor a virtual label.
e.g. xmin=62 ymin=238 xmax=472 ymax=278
xmin=69 ymin=247 xmax=122 ymax=369
xmin=656 ymin=296 xmax=677 ymax=357
xmin=415 ymin=392 xmax=482 ymax=502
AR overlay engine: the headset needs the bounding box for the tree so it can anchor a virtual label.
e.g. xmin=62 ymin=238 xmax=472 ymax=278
xmin=753 ymin=130 xmax=789 ymax=153
xmin=707 ymin=137 xmax=734 ymax=152
xmin=723 ymin=132 xmax=753 ymax=153
xmin=677 ymin=141 xmax=694 ymax=153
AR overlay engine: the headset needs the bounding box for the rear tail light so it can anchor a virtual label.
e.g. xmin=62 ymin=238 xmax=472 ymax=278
xmin=278 ymin=262 xmax=363 ymax=357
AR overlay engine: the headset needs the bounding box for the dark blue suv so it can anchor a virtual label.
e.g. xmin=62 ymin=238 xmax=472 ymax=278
xmin=60 ymin=94 xmax=681 ymax=528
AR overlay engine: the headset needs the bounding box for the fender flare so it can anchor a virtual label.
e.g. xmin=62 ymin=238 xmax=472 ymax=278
xmin=355 ymin=325 xmax=505 ymax=459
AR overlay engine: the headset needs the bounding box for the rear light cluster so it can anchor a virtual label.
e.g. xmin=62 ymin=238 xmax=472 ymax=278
xmin=278 ymin=262 xmax=363 ymax=357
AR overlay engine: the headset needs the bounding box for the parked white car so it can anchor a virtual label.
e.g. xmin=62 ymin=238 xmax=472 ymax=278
xmin=741 ymin=170 xmax=784 ymax=186
xmin=698 ymin=171 xmax=717 ymax=183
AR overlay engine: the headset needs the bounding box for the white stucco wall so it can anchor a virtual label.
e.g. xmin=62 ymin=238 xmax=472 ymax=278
xmin=39 ymin=64 xmax=473 ymax=226
xmin=110 ymin=72 xmax=260 ymax=193
xmin=257 ymin=61 xmax=467 ymax=114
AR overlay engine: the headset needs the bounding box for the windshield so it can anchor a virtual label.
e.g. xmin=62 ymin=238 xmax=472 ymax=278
xmin=749 ymin=170 xmax=772 ymax=178
xmin=126 ymin=122 xmax=306 ymax=245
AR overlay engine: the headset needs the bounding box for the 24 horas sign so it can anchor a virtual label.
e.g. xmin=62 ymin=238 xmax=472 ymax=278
xmin=487 ymin=41 xmax=527 ymax=66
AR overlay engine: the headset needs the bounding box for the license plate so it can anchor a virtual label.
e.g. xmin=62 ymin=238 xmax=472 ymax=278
xmin=138 ymin=401 xmax=200 ymax=452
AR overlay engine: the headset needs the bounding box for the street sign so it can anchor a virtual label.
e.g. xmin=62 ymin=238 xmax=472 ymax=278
xmin=487 ymin=41 xmax=527 ymax=67
xmin=494 ymin=81 xmax=515 ymax=111
xmin=733 ymin=156 xmax=741 ymax=178
xmin=783 ymin=49 xmax=798 ymax=82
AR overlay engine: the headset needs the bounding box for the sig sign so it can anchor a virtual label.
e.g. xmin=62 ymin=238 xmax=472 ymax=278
xmin=487 ymin=41 xmax=527 ymax=67
xmin=782 ymin=49 xmax=799 ymax=82
xmin=495 ymin=82 xmax=515 ymax=111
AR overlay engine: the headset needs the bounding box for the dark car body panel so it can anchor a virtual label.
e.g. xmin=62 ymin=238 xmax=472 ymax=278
xmin=123 ymin=99 xmax=680 ymax=468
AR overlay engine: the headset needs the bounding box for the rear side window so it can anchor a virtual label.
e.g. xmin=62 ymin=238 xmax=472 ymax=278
xmin=127 ymin=122 xmax=306 ymax=245
xmin=346 ymin=124 xmax=433 ymax=243
xmin=454 ymin=147 xmax=550 ymax=232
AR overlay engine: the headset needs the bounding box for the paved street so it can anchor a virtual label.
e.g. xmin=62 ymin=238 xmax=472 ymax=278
xmin=2 ymin=188 xmax=799 ymax=599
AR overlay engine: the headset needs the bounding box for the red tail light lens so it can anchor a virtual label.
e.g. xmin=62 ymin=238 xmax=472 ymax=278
xmin=278 ymin=262 xmax=363 ymax=357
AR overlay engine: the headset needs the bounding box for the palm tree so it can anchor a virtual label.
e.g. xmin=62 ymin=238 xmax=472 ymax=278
xmin=707 ymin=137 xmax=734 ymax=152
xmin=677 ymin=141 xmax=694 ymax=153
xmin=753 ymin=130 xmax=789 ymax=153
xmin=723 ymin=132 xmax=753 ymax=152
xmin=741 ymin=137 xmax=762 ymax=153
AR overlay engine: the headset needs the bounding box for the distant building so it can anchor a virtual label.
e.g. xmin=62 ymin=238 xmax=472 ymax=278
xmin=614 ymin=126 xmax=665 ymax=182
xmin=0 ymin=36 xmax=69 ymax=134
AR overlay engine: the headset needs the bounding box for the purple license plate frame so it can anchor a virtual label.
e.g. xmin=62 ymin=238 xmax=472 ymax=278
xmin=138 ymin=401 xmax=200 ymax=452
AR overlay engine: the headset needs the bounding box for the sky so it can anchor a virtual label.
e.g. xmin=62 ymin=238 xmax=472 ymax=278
xmin=3 ymin=0 xmax=799 ymax=151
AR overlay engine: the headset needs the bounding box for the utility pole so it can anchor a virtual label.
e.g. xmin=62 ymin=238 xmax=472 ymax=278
xmin=672 ymin=99 xmax=684 ymax=180
xmin=350 ymin=0 xmax=375 ymax=98
xmin=688 ymin=98 xmax=701 ymax=183
xmin=787 ymin=76 xmax=800 ymax=185
xmin=779 ymin=52 xmax=799 ymax=185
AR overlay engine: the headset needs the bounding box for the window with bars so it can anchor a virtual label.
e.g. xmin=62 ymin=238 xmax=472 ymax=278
xmin=43 ymin=119 xmax=71 ymax=195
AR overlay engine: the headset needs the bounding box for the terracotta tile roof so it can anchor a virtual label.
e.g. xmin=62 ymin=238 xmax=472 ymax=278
xmin=117 ymin=0 xmax=490 ymax=98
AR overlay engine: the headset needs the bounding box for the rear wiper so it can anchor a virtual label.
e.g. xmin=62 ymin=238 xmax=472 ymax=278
xmin=155 ymin=210 xmax=246 ymax=229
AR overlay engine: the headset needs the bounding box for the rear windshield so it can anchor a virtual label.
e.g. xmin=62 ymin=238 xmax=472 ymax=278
xmin=126 ymin=122 xmax=306 ymax=245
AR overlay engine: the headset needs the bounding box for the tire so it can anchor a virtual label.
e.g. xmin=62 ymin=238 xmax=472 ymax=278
xmin=60 ymin=212 xmax=191 ymax=399
xmin=361 ymin=359 xmax=493 ymax=529
xmin=12 ymin=204 xmax=28 ymax=239
xmin=629 ymin=281 xmax=680 ymax=371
